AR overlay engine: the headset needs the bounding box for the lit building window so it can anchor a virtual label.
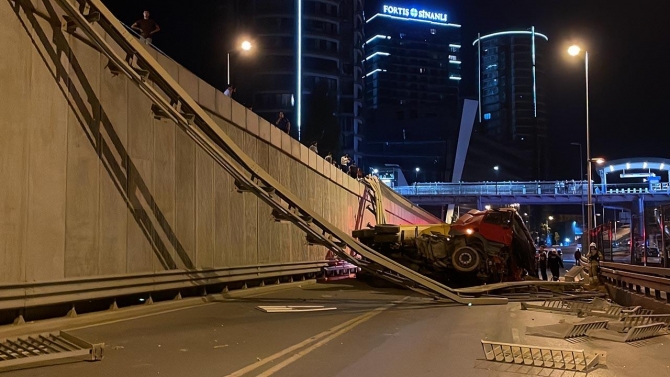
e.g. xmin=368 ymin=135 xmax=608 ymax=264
xmin=449 ymin=55 xmax=457 ymax=61
xmin=430 ymin=28 xmax=436 ymax=34
xmin=484 ymin=113 xmax=491 ymax=120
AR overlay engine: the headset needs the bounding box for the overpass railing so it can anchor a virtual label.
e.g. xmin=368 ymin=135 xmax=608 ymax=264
xmin=393 ymin=181 xmax=665 ymax=197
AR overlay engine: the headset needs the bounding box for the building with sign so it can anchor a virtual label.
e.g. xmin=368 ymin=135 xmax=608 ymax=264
xmin=464 ymin=28 xmax=549 ymax=181
xmin=249 ymin=0 xmax=364 ymax=161
xmin=362 ymin=3 xmax=462 ymax=183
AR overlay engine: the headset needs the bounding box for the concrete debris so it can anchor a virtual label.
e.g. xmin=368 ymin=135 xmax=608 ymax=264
xmin=213 ymin=345 xmax=229 ymax=349
xmin=112 ymin=346 xmax=125 ymax=350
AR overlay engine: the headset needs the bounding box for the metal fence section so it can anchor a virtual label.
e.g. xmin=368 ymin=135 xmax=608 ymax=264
xmin=521 ymin=298 xmax=645 ymax=319
xmin=0 ymin=331 xmax=103 ymax=371
xmin=480 ymin=340 xmax=599 ymax=373
xmin=586 ymin=323 xmax=667 ymax=343
xmin=563 ymin=320 xmax=609 ymax=338
xmin=621 ymin=314 xmax=670 ymax=331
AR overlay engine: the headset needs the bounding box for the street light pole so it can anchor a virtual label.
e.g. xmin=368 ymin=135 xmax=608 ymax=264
xmin=569 ymin=45 xmax=592 ymax=249
xmin=584 ymin=51 xmax=593 ymax=250
xmin=227 ymin=52 xmax=230 ymax=85
xmin=571 ymin=142 xmax=585 ymax=240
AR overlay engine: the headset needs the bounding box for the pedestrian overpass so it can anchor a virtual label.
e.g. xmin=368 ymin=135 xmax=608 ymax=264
xmin=392 ymin=180 xmax=670 ymax=207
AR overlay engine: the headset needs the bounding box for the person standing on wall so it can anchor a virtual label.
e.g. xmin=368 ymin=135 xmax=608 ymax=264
xmin=275 ymin=112 xmax=290 ymax=134
xmin=131 ymin=10 xmax=160 ymax=45
xmin=340 ymin=153 xmax=350 ymax=171
xmin=223 ymin=85 xmax=236 ymax=97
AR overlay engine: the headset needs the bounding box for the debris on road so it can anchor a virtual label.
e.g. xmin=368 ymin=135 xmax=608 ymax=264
xmin=256 ymin=306 xmax=337 ymax=313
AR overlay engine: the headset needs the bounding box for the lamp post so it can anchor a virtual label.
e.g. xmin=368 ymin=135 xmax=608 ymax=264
xmin=570 ymin=142 xmax=585 ymax=238
xmin=415 ymin=167 xmax=420 ymax=181
xmin=568 ymin=44 xmax=593 ymax=248
xmin=227 ymin=40 xmax=252 ymax=85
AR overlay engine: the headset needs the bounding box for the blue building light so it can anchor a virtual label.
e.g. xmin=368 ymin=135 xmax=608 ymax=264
xmin=365 ymin=69 xmax=387 ymax=78
xmin=365 ymin=35 xmax=391 ymax=45
xmin=365 ymin=52 xmax=390 ymax=61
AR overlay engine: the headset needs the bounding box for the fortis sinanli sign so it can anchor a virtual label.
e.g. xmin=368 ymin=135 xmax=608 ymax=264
xmin=382 ymin=5 xmax=448 ymax=23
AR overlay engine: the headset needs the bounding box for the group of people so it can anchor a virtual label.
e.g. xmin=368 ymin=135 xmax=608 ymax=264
xmin=536 ymin=242 xmax=602 ymax=284
xmin=323 ymin=152 xmax=361 ymax=178
xmin=536 ymin=245 xmax=564 ymax=281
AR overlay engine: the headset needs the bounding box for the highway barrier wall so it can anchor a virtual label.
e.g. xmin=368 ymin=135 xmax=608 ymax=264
xmin=0 ymin=0 xmax=440 ymax=310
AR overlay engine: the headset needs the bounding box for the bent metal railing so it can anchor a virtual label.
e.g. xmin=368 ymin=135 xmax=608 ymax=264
xmin=50 ymin=0 xmax=505 ymax=305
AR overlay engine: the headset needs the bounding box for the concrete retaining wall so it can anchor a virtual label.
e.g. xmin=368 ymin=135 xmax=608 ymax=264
xmin=0 ymin=0 xmax=439 ymax=286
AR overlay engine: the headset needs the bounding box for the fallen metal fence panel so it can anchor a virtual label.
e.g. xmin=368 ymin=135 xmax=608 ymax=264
xmin=0 ymin=331 xmax=103 ymax=372
xmin=480 ymin=340 xmax=599 ymax=373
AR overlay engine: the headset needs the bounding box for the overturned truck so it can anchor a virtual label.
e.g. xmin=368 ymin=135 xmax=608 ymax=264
xmin=352 ymin=208 xmax=538 ymax=286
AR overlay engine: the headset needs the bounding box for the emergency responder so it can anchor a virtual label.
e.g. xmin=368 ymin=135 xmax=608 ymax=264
xmin=586 ymin=242 xmax=602 ymax=285
xmin=548 ymin=249 xmax=564 ymax=281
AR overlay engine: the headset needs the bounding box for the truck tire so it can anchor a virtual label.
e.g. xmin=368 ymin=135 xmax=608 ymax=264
xmin=375 ymin=224 xmax=400 ymax=235
xmin=452 ymin=246 xmax=481 ymax=273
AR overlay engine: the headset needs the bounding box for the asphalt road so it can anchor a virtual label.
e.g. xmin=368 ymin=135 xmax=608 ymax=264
xmin=4 ymin=280 xmax=670 ymax=377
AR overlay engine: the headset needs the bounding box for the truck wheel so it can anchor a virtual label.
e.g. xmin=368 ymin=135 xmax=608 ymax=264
xmin=375 ymin=224 xmax=400 ymax=235
xmin=452 ymin=246 xmax=481 ymax=273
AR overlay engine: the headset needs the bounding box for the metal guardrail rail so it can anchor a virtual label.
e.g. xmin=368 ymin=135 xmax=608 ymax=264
xmin=53 ymin=0 xmax=506 ymax=305
xmin=0 ymin=331 xmax=103 ymax=371
xmin=0 ymin=261 xmax=327 ymax=312
xmin=600 ymin=262 xmax=670 ymax=303
xmin=480 ymin=340 xmax=599 ymax=373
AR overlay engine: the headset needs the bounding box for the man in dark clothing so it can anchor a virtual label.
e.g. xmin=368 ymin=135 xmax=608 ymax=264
xmin=325 ymin=152 xmax=333 ymax=164
xmin=131 ymin=11 xmax=160 ymax=45
xmin=574 ymin=248 xmax=582 ymax=266
xmin=276 ymin=112 xmax=290 ymax=134
xmin=538 ymin=246 xmax=548 ymax=281
xmin=548 ymin=249 xmax=564 ymax=281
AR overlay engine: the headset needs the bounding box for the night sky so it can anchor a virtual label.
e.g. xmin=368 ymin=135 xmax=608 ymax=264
xmin=102 ymin=0 xmax=668 ymax=180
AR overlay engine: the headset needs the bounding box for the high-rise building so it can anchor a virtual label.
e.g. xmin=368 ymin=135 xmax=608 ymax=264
xmin=468 ymin=28 xmax=549 ymax=180
xmin=362 ymin=4 xmax=462 ymax=182
xmin=249 ymin=0 xmax=363 ymax=159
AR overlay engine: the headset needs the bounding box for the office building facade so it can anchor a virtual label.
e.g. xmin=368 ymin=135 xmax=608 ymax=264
xmin=250 ymin=0 xmax=363 ymax=159
xmin=468 ymin=28 xmax=549 ymax=180
xmin=362 ymin=4 xmax=462 ymax=182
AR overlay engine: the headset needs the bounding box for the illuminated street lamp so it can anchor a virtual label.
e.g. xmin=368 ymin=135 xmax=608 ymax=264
xmin=548 ymin=216 xmax=554 ymax=221
xmin=228 ymin=40 xmax=253 ymax=85
xmin=415 ymin=167 xmax=420 ymax=180
xmin=567 ymin=44 xmax=594 ymax=248
xmin=493 ymin=165 xmax=499 ymax=171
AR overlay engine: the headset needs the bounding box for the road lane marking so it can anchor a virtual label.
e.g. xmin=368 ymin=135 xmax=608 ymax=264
xmin=67 ymin=303 xmax=217 ymax=331
xmin=226 ymin=297 xmax=408 ymax=377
